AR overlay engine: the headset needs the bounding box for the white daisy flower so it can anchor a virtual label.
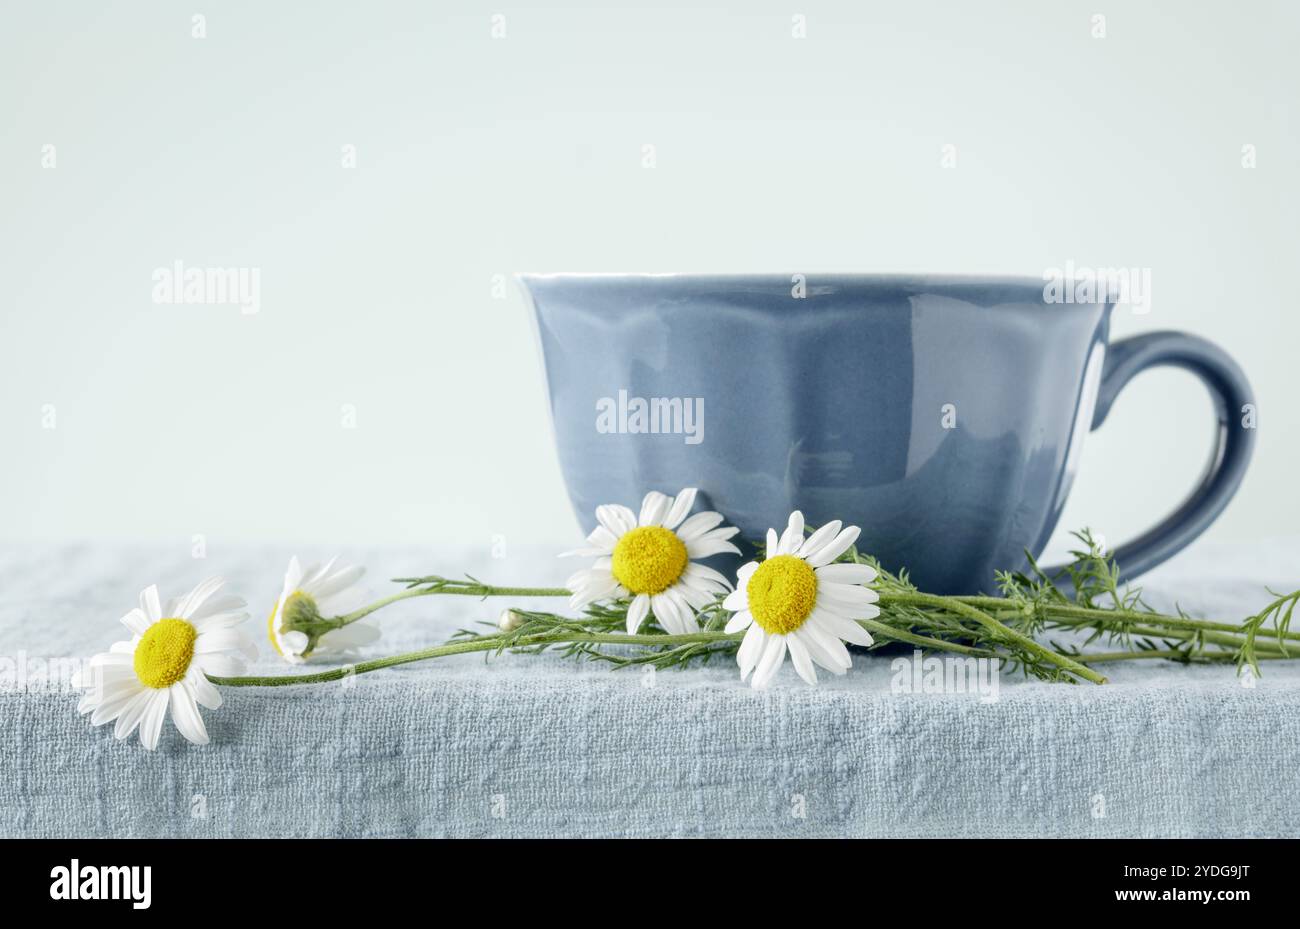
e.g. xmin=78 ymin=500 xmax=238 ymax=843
xmin=74 ymin=577 xmax=256 ymax=750
xmin=563 ymin=487 xmax=741 ymax=635
xmin=267 ymin=556 xmax=378 ymax=664
xmin=722 ymin=511 xmax=879 ymax=689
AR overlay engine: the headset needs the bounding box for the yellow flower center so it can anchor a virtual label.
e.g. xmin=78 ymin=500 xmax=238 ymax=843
xmin=610 ymin=526 xmax=689 ymax=595
xmin=747 ymin=555 xmax=818 ymax=635
xmin=133 ymin=618 xmax=197 ymax=688
xmin=267 ymin=590 xmax=317 ymax=655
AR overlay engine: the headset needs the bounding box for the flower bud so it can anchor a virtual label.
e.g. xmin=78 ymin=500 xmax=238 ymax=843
xmin=281 ymin=591 xmax=323 ymax=632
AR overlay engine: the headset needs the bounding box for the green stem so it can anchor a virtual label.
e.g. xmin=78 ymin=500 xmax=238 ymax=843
xmin=1072 ymin=650 xmax=1202 ymax=664
xmin=1119 ymin=624 xmax=1289 ymax=655
xmin=859 ymin=618 xmax=996 ymax=658
xmin=335 ymin=579 xmax=1295 ymax=656
xmin=960 ymin=596 xmax=1300 ymax=643
xmin=1073 ymin=649 xmax=1288 ymax=664
xmin=977 ymin=612 xmax=1288 ymax=657
xmin=210 ymin=630 xmax=736 ymax=687
xmin=879 ymin=591 xmax=1108 ymax=684
xmin=211 ymin=617 xmax=1003 ymax=689
xmin=285 ymin=573 xmax=1295 ymax=689
xmin=328 ymin=582 xmax=571 ymax=629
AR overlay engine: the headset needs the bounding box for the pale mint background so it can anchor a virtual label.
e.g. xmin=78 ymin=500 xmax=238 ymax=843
xmin=0 ymin=1 xmax=1297 ymax=557
xmin=2 ymin=540 xmax=1298 ymax=838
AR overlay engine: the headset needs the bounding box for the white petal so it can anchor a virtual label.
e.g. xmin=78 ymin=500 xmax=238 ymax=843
xmin=585 ymin=525 xmax=619 ymax=551
xmin=798 ymin=520 xmax=842 ymax=558
xmin=113 ymin=689 xmax=153 ymax=740
xmin=813 ymin=595 xmax=881 ymax=622
xmin=651 ymin=590 xmax=691 ymax=635
xmin=737 ymin=623 xmax=766 ymax=680
xmin=138 ymin=689 xmax=170 ymax=750
xmin=89 ymin=651 xmax=133 ymax=668
xmin=281 ymin=631 xmax=309 ymax=654
xmin=778 ymin=511 xmax=805 ymax=555
xmin=120 ymin=608 xmax=150 ymax=636
xmin=139 ymin=585 xmax=162 ymax=622
xmin=80 ymin=666 xmax=134 ymax=696
xmin=564 ymin=568 xmax=609 ymax=590
xmin=176 ymin=576 xmax=225 ymax=620
xmin=195 ymin=652 xmax=245 ymax=677
xmin=722 ymin=588 xmax=749 ymax=612
xmin=673 ymin=582 xmax=716 ymax=611
xmin=815 ymin=563 xmax=878 ymax=586
xmin=813 ymin=609 xmax=875 ymax=648
xmin=191 ymin=610 xmax=250 ymax=633
xmin=95 ymin=675 xmax=140 ymax=701
xmin=565 ymin=567 xmax=611 ymax=589
xmin=810 ymin=596 xmax=862 ymax=620
xmin=662 ymin=488 xmax=698 ymax=530
xmin=816 ymin=582 xmax=880 ymax=609
xmin=310 ymin=565 xmax=364 ymax=600
xmin=638 ymin=491 xmax=671 ymax=527
xmin=596 ymin=504 xmax=637 ymax=536
xmin=195 ymin=628 xmax=253 ymax=655
xmin=751 ymin=635 xmax=788 ymax=690
xmin=648 ymin=593 xmax=679 ymax=634
xmin=185 ymin=667 xmax=223 ymax=710
xmin=90 ymin=681 xmax=145 ymax=726
xmin=678 ymin=574 xmax=729 ymax=600
xmin=683 ymin=562 xmax=733 ymax=590
xmin=284 ymin=555 xmax=306 ymax=589
xmin=299 ymin=556 xmax=337 ymax=590
xmin=685 ymin=538 xmax=742 ymax=559
xmin=765 ymin=528 xmax=779 ymax=559
xmin=736 ymin=561 xmax=760 ymax=585
xmin=666 ymin=588 xmax=699 ymax=631
xmin=694 ymin=526 xmax=741 ymax=543
xmin=189 ymin=593 xmax=247 ymax=621
xmin=787 ymin=632 xmax=818 ymax=685
xmin=799 ymin=622 xmax=852 ymax=672
xmin=568 ymin=573 xmax=621 ymax=609
xmin=724 ymin=610 xmax=753 ymax=634
xmin=681 ymin=582 xmax=733 ymax=602
xmin=626 ymin=594 xmax=651 ymax=634
xmin=312 ymin=588 xmax=361 ymax=621
xmin=170 ymin=682 xmax=209 ymax=745
xmin=676 ymin=511 xmax=725 ymax=541
xmin=806 ymin=526 xmax=862 ymax=567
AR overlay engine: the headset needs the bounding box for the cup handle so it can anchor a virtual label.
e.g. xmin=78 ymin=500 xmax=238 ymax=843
xmin=1047 ymin=331 xmax=1256 ymax=583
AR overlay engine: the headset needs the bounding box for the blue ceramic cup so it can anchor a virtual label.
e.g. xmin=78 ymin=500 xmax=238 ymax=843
xmin=520 ymin=273 xmax=1254 ymax=594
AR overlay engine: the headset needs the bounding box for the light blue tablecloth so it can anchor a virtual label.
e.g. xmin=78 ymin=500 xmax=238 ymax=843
xmin=2 ymin=539 xmax=1298 ymax=837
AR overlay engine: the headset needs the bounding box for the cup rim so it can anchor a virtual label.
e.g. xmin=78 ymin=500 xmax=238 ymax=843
xmin=516 ymin=271 xmax=1051 ymax=287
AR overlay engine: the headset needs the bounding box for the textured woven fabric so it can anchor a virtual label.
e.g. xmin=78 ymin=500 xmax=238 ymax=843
xmin=2 ymin=539 xmax=1298 ymax=838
